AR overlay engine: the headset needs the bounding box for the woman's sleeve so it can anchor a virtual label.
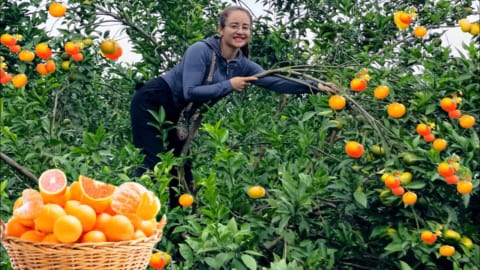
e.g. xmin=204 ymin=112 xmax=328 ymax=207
xmin=247 ymin=61 xmax=318 ymax=94
xmin=182 ymin=43 xmax=232 ymax=103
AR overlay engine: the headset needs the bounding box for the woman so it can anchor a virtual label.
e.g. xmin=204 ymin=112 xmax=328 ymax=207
xmin=130 ymin=6 xmax=323 ymax=207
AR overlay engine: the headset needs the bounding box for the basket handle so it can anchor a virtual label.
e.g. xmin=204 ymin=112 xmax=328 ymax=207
xmin=154 ymin=215 xmax=167 ymax=239
xmin=0 ymin=218 xmax=6 ymax=242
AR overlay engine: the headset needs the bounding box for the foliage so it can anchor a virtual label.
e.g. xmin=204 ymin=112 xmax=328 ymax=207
xmin=1 ymin=0 xmax=479 ymax=269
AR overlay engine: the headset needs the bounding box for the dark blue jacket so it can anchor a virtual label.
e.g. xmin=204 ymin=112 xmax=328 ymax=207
xmin=162 ymin=35 xmax=318 ymax=108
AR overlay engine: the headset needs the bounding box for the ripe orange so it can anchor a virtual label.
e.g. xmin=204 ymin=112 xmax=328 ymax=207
xmin=149 ymin=251 xmax=171 ymax=269
xmin=178 ymin=193 xmax=194 ymax=207
xmin=470 ymin=22 xmax=480 ymax=35
xmin=420 ymin=231 xmax=437 ymax=244
xmin=138 ymin=219 xmax=157 ymax=237
xmin=384 ymin=175 xmax=401 ymax=189
xmin=104 ymin=46 xmax=123 ymax=60
xmin=247 ymin=185 xmax=266 ymax=199
xmin=350 ymin=78 xmax=367 ymax=92
xmin=34 ymin=203 xmax=67 ymax=233
xmin=432 ymin=138 xmax=447 ymax=151
xmin=399 ymin=12 xmax=413 ymax=24
xmin=136 ymin=191 xmax=161 ymax=220
xmin=448 ymin=109 xmax=461 ymax=119
xmin=456 ymin=180 xmax=473 ymax=195
xmin=53 ymin=215 xmax=83 ymax=243
xmin=413 ymin=26 xmax=427 ymax=38
xmin=39 ymin=168 xmax=68 ymax=203
xmin=45 ymin=60 xmax=56 ymax=73
xmin=13 ymin=189 xmax=44 ymax=220
xmin=80 ymin=230 xmax=107 ymax=243
xmin=373 ymin=85 xmax=390 ymax=99
xmin=104 ymin=214 xmax=135 ymax=241
xmin=12 ymin=74 xmax=28 ymax=88
xmin=42 ymin=233 xmax=60 ymax=243
xmin=1 ymin=33 xmax=16 ymax=46
xmin=437 ymin=162 xmax=454 ymax=177
xmin=345 ymin=141 xmax=364 ymax=158
xmin=328 ymin=95 xmax=346 ymax=110
xmin=100 ymin=39 xmax=118 ymax=55
xmin=5 ymin=217 xmax=30 ymax=238
xmin=9 ymin=44 xmax=21 ymax=53
xmin=440 ymin=97 xmax=456 ymax=112
xmin=422 ymin=133 xmax=435 ymax=142
xmin=78 ymin=175 xmax=116 ymax=213
xmin=94 ymin=212 xmax=112 ymax=232
xmin=459 ymin=18 xmax=471 ymax=32
xmin=416 ymin=123 xmax=431 ymax=136
xmin=20 ymin=230 xmax=45 ymax=242
xmin=68 ymin=181 xmax=82 ymax=201
xmin=387 ymin=102 xmax=406 ymax=118
xmin=110 ymin=181 xmax=147 ymax=215
xmin=445 ymin=174 xmax=459 ymax=185
xmin=18 ymin=50 xmax=35 ymax=62
xmin=64 ymin=41 xmax=80 ymax=55
xmin=402 ymin=191 xmax=417 ymax=205
xmin=65 ymin=203 xmax=97 ymax=232
xmin=391 ymin=186 xmax=405 ymax=196
xmin=49 ymin=2 xmax=67 ymax=18
xmin=1 ymin=72 xmax=12 ymax=84
xmin=71 ymin=52 xmax=84 ymax=62
xmin=439 ymin=245 xmax=455 ymax=257
xmin=133 ymin=229 xmax=147 ymax=240
xmin=458 ymin=114 xmax=475 ymax=128
xmin=36 ymin=63 xmax=48 ymax=76
xmin=35 ymin=43 xmax=52 ymax=59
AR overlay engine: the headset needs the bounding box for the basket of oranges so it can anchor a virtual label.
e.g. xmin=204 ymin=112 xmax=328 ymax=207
xmin=0 ymin=169 xmax=166 ymax=270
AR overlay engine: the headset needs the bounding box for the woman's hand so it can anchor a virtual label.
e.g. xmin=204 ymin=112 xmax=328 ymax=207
xmin=230 ymin=76 xmax=258 ymax=92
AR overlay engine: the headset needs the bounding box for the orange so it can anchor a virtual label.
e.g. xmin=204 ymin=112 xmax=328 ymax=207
xmin=384 ymin=175 xmax=400 ymax=189
xmin=65 ymin=203 xmax=97 ymax=232
xmin=391 ymin=186 xmax=405 ymax=196
xmin=13 ymin=189 xmax=44 ymax=220
xmin=64 ymin=41 xmax=80 ymax=55
xmin=45 ymin=60 xmax=56 ymax=73
xmin=18 ymin=50 xmax=35 ymax=62
xmin=437 ymin=162 xmax=454 ymax=177
xmin=39 ymin=168 xmax=68 ymax=203
xmin=20 ymin=230 xmax=45 ymax=242
xmin=399 ymin=12 xmax=412 ymax=24
xmin=393 ymin=11 xmax=410 ymax=30
xmin=432 ymin=138 xmax=447 ymax=151
xmin=440 ymin=97 xmax=456 ymax=112
xmin=1 ymin=72 xmax=12 ymax=84
xmin=69 ymin=181 xmax=83 ymax=201
xmin=350 ymin=78 xmax=367 ymax=92
xmin=448 ymin=109 xmax=461 ymax=119
xmin=133 ymin=229 xmax=147 ymax=240
xmin=328 ymin=95 xmax=346 ymax=110
xmin=373 ymin=85 xmax=389 ymax=99
xmin=104 ymin=46 xmax=123 ymax=60
xmin=459 ymin=18 xmax=471 ymax=32
xmin=149 ymin=252 xmax=167 ymax=269
xmin=457 ymin=180 xmax=473 ymax=195
xmin=61 ymin=60 xmax=71 ymax=71
xmin=422 ymin=133 xmax=435 ymax=142
xmin=80 ymin=230 xmax=107 ymax=243
xmin=247 ymin=185 xmax=266 ymax=199
xmin=71 ymin=52 xmax=83 ymax=62
xmin=413 ymin=26 xmax=427 ymax=38
xmin=9 ymin=44 xmax=21 ymax=53
xmin=5 ymin=217 xmax=30 ymax=238
xmin=420 ymin=231 xmax=437 ymax=244
xmin=445 ymin=175 xmax=459 ymax=185
xmin=42 ymin=233 xmax=60 ymax=243
xmin=458 ymin=114 xmax=475 ymax=128
xmin=402 ymin=191 xmax=417 ymax=205
xmin=138 ymin=219 xmax=157 ymax=237
xmin=54 ymin=215 xmax=83 ymax=243
xmin=345 ymin=141 xmax=364 ymax=158
xmin=416 ymin=123 xmax=431 ymax=136
xmin=35 ymin=43 xmax=52 ymax=59
xmin=12 ymin=74 xmax=28 ymax=88
xmin=78 ymin=175 xmax=116 ymax=213
xmin=470 ymin=22 xmax=480 ymax=35
xmin=104 ymin=214 xmax=134 ymax=241
xmin=460 ymin=237 xmax=474 ymax=250
xmin=439 ymin=245 xmax=455 ymax=257
xmin=94 ymin=212 xmax=112 ymax=232
xmin=387 ymin=102 xmax=406 ymax=118
xmin=1 ymin=33 xmax=16 ymax=46
xmin=400 ymin=172 xmax=412 ymax=185
xmin=100 ymin=39 xmax=118 ymax=54
xmin=178 ymin=193 xmax=194 ymax=207
xmin=34 ymin=203 xmax=67 ymax=233
xmin=64 ymin=200 xmax=81 ymax=213
xmin=36 ymin=63 xmax=48 ymax=76
xmin=49 ymin=2 xmax=67 ymax=17
xmin=136 ymin=191 xmax=161 ymax=220
xmin=110 ymin=181 xmax=147 ymax=215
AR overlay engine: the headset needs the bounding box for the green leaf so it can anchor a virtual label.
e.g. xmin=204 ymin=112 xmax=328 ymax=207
xmin=241 ymin=254 xmax=257 ymax=270
xmin=399 ymin=260 xmax=413 ymax=270
xmin=353 ymin=190 xmax=367 ymax=208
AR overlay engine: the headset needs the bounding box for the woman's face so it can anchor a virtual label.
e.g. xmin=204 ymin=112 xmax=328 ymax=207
xmin=219 ymin=10 xmax=251 ymax=49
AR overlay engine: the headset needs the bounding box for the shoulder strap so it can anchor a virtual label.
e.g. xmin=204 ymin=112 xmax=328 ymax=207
xmin=206 ymin=49 xmax=216 ymax=84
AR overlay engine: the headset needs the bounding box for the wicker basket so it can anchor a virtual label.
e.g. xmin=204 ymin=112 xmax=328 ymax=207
xmin=0 ymin=215 xmax=166 ymax=270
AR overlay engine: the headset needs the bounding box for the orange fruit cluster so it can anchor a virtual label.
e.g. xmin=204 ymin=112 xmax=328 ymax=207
xmin=5 ymin=168 xmax=162 ymax=244
xmin=458 ymin=18 xmax=480 ymax=36
xmin=393 ymin=8 xmax=429 ymax=38
xmin=436 ymin=155 xmax=474 ymax=195
xmin=439 ymin=94 xmax=476 ymax=128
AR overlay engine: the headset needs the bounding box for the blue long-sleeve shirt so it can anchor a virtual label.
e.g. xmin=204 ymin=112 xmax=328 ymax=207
xmin=161 ymin=35 xmax=318 ymax=108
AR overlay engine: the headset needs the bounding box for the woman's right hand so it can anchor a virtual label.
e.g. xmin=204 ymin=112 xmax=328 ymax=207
xmin=230 ymin=76 xmax=257 ymax=92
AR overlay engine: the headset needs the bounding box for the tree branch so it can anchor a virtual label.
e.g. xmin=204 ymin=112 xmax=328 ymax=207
xmin=0 ymin=152 xmax=38 ymax=183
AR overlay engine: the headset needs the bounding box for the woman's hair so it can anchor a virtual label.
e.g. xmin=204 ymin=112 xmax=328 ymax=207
xmin=219 ymin=6 xmax=252 ymax=58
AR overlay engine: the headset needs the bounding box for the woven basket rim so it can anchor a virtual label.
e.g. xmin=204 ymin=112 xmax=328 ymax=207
xmin=1 ymin=214 xmax=166 ymax=248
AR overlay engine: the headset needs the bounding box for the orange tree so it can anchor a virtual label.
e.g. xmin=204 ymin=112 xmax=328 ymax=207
xmin=1 ymin=0 xmax=479 ymax=269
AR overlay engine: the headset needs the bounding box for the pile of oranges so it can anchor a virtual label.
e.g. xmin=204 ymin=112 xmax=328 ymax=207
xmin=4 ymin=168 xmax=162 ymax=244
